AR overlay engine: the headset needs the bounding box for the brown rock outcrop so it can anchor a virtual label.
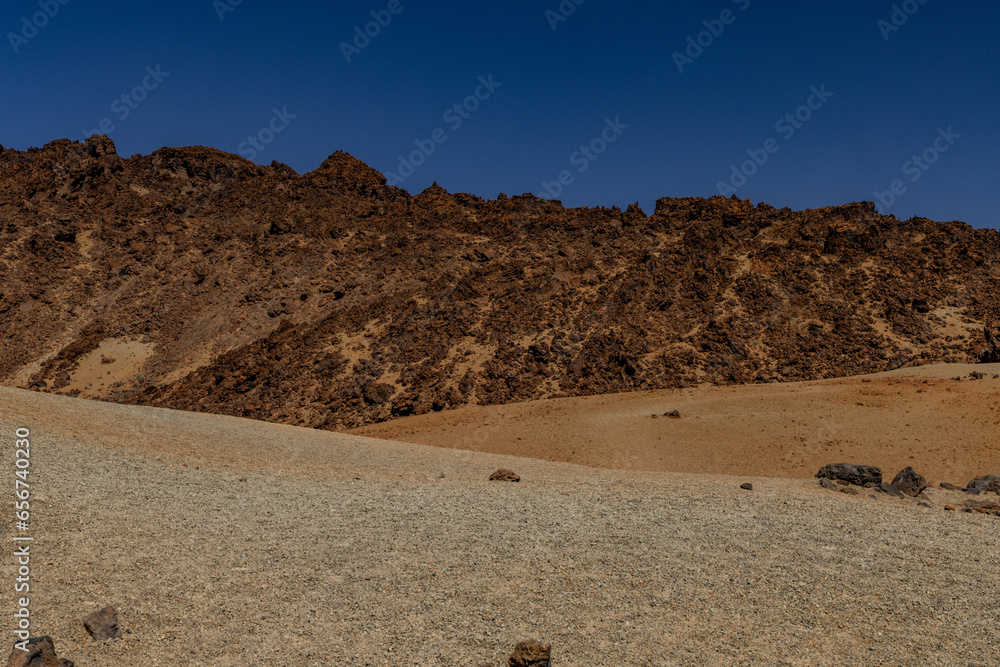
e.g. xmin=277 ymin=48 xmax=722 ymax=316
xmin=1 ymin=138 xmax=998 ymax=431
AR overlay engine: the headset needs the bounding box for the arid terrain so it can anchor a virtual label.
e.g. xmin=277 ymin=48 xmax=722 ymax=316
xmin=356 ymin=363 xmax=1000 ymax=483
xmin=3 ymin=385 xmax=999 ymax=666
xmin=2 ymin=137 xmax=999 ymax=432
xmin=3 ymin=137 xmax=1000 ymax=666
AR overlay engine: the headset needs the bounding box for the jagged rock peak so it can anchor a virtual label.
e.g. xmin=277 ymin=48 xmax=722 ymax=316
xmin=310 ymin=150 xmax=390 ymax=191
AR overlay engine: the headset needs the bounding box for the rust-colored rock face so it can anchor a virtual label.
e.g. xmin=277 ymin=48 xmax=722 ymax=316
xmin=2 ymin=137 xmax=998 ymax=429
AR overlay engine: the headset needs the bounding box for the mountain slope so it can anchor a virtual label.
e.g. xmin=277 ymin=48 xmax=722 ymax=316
xmin=1 ymin=136 xmax=998 ymax=428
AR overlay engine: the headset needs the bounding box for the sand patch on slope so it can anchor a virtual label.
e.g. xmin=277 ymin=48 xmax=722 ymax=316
xmin=62 ymin=338 xmax=155 ymax=398
xmin=354 ymin=363 xmax=1000 ymax=485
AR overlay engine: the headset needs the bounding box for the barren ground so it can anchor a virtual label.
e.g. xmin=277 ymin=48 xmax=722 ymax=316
xmin=355 ymin=363 xmax=1000 ymax=484
xmin=2 ymin=368 xmax=999 ymax=665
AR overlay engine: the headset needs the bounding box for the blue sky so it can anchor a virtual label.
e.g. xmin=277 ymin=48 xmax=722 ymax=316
xmin=2 ymin=0 xmax=997 ymax=228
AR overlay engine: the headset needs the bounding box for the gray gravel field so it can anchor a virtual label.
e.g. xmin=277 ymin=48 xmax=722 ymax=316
xmin=2 ymin=387 xmax=998 ymax=665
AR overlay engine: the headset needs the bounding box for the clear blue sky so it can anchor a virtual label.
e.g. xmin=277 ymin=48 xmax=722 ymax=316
xmin=3 ymin=0 xmax=997 ymax=228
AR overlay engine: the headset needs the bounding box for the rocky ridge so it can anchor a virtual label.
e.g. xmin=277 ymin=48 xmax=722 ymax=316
xmin=1 ymin=136 xmax=998 ymax=429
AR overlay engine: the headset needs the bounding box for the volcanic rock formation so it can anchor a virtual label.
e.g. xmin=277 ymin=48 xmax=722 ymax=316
xmin=1 ymin=137 xmax=998 ymax=429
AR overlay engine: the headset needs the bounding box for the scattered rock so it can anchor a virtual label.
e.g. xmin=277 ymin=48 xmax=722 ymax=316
xmin=966 ymin=474 xmax=1000 ymax=494
xmin=82 ymin=605 xmax=122 ymax=642
xmin=839 ymin=485 xmax=859 ymax=496
xmin=819 ymin=478 xmax=838 ymax=491
xmin=816 ymin=463 xmax=882 ymax=487
xmin=891 ymin=466 xmax=928 ymax=497
xmin=6 ymin=636 xmax=74 ymax=667
xmin=664 ymin=410 xmax=682 ymax=419
xmin=940 ymin=482 xmax=964 ymax=491
xmin=963 ymin=500 xmax=1000 ymax=516
xmin=944 ymin=505 xmax=956 ymax=511
xmin=740 ymin=483 xmax=753 ymax=491
xmin=489 ymin=469 xmax=521 ymax=483
xmin=508 ymin=640 xmax=551 ymax=667
xmin=917 ymin=502 xmax=931 ymax=508
xmin=874 ymin=482 xmax=906 ymax=499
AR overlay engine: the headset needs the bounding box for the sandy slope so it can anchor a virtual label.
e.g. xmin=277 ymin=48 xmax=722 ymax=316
xmin=355 ymin=363 xmax=1000 ymax=485
xmin=2 ymin=385 xmax=999 ymax=666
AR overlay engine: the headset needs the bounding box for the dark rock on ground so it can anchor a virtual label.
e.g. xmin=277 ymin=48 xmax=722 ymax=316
xmin=489 ymin=469 xmax=521 ymax=483
xmin=509 ymin=640 xmax=551 ymax=667
xmin=875 ymin=482 xmax=906 ymax=499
xmin=964 ymin=500 xmax=1000 ymax=516
xmin=664 ymin=410 xmax=682 ymax=419
xmin=966 ymin=474 xmax=1000 ymax=494
xmin=839 ymin=485 xmax=859 ymax=496
xmin=891 ymin=466 xmax=928 ymax=497
xmin=816 ymin=463 xmax=882 ymax=487
xmin=819 ymin=478 xmax=838 ymax=491
xmin=82 ymin=606 xmax=121 ymax=642
xmin=7 ymin=636 xmax=74 ymax=667
xmin=740 ymin=483 xmax=753 ymax=491
xmin=940 ymin=482 xmax=964 ymax=491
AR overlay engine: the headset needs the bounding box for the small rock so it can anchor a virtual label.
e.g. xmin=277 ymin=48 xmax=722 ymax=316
xmin=944 ymin=505 xmax=956 ymax=511
xmin=740 ymin=483 xmax=753 ymax=491
xmin=509 ymin=640 xmax=551 ymax=667
xmin=966 ymin=474 xmax=1000 ymax=494
xmin=6 ymin=636 xmax=74 ymax=667
xmin=664 ymin=410 xmax=682 ymax=419
xmin=819 ymin=478 xmax=838 ymax=491
xmin=82 ymin=605 xmax=122 ymax=642
xmin=917 ymin=502 xmax=931 ymax=508
xmin=940 ymin=482 xmax=964 ymax=491
xmin=839 ymin=485 xmax=859 ymax=496
xmin=490 ymin=469 xmax=520 ymax=483
xmin=816 ymin=463 xmax=882 ymax=487
xmin=875 ymin=482 xmax=906 ymax=499
xmin=963 ymin=500 xmax=1000 ymax=516
xmin=891 ymin=466 xmax=928 ymax=497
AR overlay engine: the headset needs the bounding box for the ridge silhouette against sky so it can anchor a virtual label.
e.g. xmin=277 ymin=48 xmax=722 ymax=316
xmin=3 ymin=0 xmax=997 ymax=228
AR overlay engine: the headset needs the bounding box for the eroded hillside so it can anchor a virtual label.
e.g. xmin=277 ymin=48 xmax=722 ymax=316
xmin=1 ymin=136 xmax=997 ymax=428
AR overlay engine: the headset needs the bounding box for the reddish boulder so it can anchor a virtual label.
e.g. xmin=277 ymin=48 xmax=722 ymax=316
xmin=82 ymin=606 xmax=121 ymax=642
xmin=509 ymin=640 xmax=551 ymax=667
xmin=490 ymin=469 xmax=521 ymax=483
